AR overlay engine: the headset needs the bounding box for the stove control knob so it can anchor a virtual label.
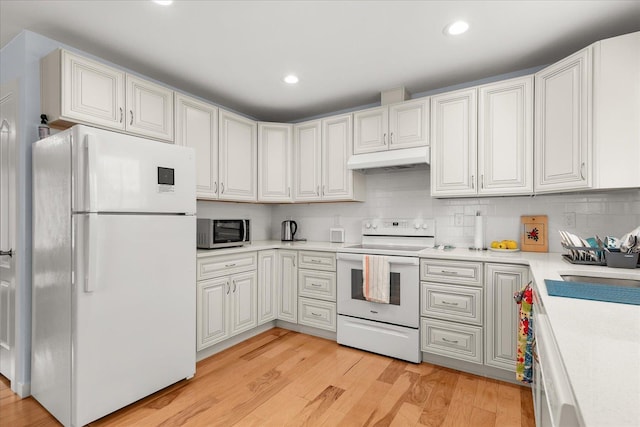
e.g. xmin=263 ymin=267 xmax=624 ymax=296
xmin=365 ymin=223 xmax=372 ymax=229
xmin=422 ymin=224 xmax=429 ymax=229
xmin=372 ymin=224 xmax=378 ymax=230
xmin=414 ymin=223 xmax=421 ymax=229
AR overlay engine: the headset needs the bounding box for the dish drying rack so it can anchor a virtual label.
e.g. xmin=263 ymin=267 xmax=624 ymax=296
xmin=561 ymin=242 xmax=606 ymax=266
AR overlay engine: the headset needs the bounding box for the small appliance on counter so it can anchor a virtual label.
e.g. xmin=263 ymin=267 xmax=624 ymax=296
xmin=281 ymin=220 xmax=298 ymax=241
xmin=197 ymin=218 xmax=250 ymax=249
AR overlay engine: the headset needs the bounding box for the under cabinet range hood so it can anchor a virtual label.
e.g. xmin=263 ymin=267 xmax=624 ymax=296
xmin=347 ymin=146 xmax=430 ymax=171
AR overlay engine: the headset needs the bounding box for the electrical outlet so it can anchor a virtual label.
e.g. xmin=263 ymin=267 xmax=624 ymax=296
xmin=454 ymin=213 xmax=464 ymax=226
xmin=563 ymin=212 xmax=576 ymax=228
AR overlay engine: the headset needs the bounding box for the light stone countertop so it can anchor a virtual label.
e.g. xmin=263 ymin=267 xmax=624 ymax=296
xmin=198 ymin=242 xmax=640 ymax=426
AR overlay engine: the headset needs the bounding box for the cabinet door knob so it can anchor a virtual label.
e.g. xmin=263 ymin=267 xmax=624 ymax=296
xmin=129 ymin=110 xmax=134 ymax=126
xmin=232 ymin=280 xmax=237 ymax=293
xmin=580 ymin=162 xmax=586 ymax=180
xmin=226 ymin=281 xmax=230 ymax=295
xmin=383 ymin=133 xmax=387 ymax=145
xmin=221 ymin=182 xmax=225 ymax=194
xmin=119 ymin=108 xmax=123 ymax=123
xmin=213 ymin=181 xmax=218 ymax=194
xmin=389 ymin=132 xmax=393 ymax=144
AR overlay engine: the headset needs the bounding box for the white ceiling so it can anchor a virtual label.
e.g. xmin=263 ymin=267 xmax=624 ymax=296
xmin=1 ymin=1 xmax=639 ymax=122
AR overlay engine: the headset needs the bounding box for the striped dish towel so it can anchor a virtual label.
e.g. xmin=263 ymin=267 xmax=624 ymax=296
xmin=514 ymin=282 xmax=534 ymax=383
xmin=362 ymin=255 xmax=390 ymax=304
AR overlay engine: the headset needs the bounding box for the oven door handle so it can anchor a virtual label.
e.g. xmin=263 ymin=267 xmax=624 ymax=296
xmin=336 ymin=253 xmax=419 ymax=266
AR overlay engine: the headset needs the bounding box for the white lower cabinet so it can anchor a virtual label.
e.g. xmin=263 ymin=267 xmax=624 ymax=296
xmin=420 ymin=259 xmax=484 ymax=364
xmin=196 ymin=252 xmax=257 ymax=351
xmin=421 ymin=318 xmax=483 ymax=364
xmin=257 ymin=250 xmax=277 ymax=325
xmin=485 ymin=263 xmax=529 ymax=371
xmin=420 ymin=258 xmax=530 ymax=376
xmin=277 ymin=250 xmax=298 ymax=323
xmin=297 ymin=251 xmax=337 ymax=332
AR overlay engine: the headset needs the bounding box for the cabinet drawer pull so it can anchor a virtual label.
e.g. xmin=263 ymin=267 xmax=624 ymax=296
xmin=119 ymin=107 xmax=123 ymax=123
xmin=370 ymin=310 xmax=378 ymax=314
xmin=221 ymin=182 xmax=225 ymax=194
xmin=322 ymin=185 xmax=325 ymax=196
xmin=225 ymin=263 xmax=236 ymax=268
xmin=389 ymin=132 xmax=393 ymax=144
xmin=310 ymin=259 xmax=322 ymax=263
xmin=439 ymin=269 xmax=459 ymax=275
xmin=130 ymin=110 xmax=134 ymax=126
xmin=226 ymin=281 xmax=230 ymax=295
xmin=442 ymin=337 xmax=459 ymax=344
xmin=441 ymin=300 xmax=459 ymax=306
xmin=232 ymin=280 xmax=237 ymax=293
xmin=383 ymin=133 xmax=387 ymax=145
xmin=580 ymin=162 xmax=586 ymax=180
xmin=471 ymin=175 xmax=475 ymax=189
xmin=213 ymin=181 xmax=218 ymax=194
xmin=310 ymin=312 xmax=322 ymax=317
xmin=310 ymin=283 xmax=322 ymax=287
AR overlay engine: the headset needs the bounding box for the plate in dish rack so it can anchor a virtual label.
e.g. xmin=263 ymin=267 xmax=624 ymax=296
xmin=488 ymin=248 xmax=521 ymax=253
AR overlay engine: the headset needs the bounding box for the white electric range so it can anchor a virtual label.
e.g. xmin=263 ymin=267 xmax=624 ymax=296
xmin=336 ymin=218 xmax=435 ymax=363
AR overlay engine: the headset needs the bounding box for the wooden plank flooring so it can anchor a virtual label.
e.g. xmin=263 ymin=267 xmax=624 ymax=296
xmin=0 ymin=328 xmax=535 ymax=426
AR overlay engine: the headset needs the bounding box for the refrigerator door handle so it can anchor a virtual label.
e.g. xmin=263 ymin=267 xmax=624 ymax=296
xmin=86 ymin=213 xmax=99 ymax=293
xmin=85 ymin=134 xmax=98 ymax=212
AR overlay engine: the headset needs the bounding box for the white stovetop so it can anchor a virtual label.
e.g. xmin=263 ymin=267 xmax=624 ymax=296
xmin=198 ymin=242 xmax=640 ymax=427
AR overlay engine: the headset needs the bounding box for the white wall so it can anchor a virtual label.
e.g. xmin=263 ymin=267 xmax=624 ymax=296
xmin=272 ymin=169 xmax=640 ymax=252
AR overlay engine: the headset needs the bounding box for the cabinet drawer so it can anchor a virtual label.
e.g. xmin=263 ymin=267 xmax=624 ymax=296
xmin=298 ymin=251 xmax=336 ymax=271
xmin=420 ymin=259 xmax=483 ymax=286
xmin=299 ymin=269 xmax=336 ymax=302
xmin=298 ymin=297 xmax=337 ymax=332
xmin=421 ymin=282 xmax=482 ymax=325
xmin=197 ymin=252 xmax=257 ymax=280
xmin=421 ymin=318 xmax=483 ymax=364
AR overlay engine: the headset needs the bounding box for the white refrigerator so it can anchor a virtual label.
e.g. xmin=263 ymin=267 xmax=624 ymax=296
xmin=31 ymin=125 xmax=196 ymax=426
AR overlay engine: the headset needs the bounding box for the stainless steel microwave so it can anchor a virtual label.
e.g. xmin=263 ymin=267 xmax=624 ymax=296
xmin=197 ymin=219 xmax=250 ymax=249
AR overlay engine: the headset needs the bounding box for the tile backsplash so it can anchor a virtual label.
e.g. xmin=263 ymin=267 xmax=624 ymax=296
xmin=271 ymin=169 xmax=640 ymax=252
xmin=197 ymin=169 xmax=639 ymax=253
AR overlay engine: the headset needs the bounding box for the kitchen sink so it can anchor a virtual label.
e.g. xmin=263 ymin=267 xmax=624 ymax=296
xmin=560 ymin=275 xmax=640 ymax=288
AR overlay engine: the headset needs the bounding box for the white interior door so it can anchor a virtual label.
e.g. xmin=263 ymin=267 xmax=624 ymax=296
xmin=0 ymin=80 xmax=18 ymax=383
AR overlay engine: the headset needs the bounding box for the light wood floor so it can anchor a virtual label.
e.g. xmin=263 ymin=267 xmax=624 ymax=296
xmin=1 ymin=328 xmax=535 ymax=426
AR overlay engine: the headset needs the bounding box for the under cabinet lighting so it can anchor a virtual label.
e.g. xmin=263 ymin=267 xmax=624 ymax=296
xmin=283 ymin=74 xmax=299 ymax=84
xmin=444 ymin=20 xmax=469 ymax=36
xmin=153 ymin=0 xmax=173 ymax=6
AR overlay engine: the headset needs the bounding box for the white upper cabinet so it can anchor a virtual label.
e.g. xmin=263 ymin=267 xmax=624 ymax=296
xmin=41 ymin=49 xmax=126 ymax=131
xmin=535 ymin=31 xmax=640 ymax=193
xmin=175 ymin=93 xmax=218 ymax=199
xmin=430 ymin=88 xmax=478 ymax=197
xmin=294 ymin=115 xmax=365 ymax=202
xmin=293 ymin=120 xmax=323 ymax=201
xmin=218 ymin=109 xmax=257 ymax=201
xmin=535 ymin=48 xmax=591 ymax=192
xmin=431 ymin=76 xmax=533 ymax=198
xmin=478 ymin=76 xmax=533 ymax=195
xmin=258 ymin=123 xmax=293 ymax=202
xmin=322 ymin=114 xmax=365 ymax=201
xmin=41 ymin=49 xmax=174 ymax=142
xmin=125 ymin=75 xmax=174 ymax=141
xmin=353 ymin=98 xmax=428 ymax=154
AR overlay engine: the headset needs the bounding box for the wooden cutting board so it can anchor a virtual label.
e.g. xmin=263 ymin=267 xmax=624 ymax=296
xmin=521 ymin=215 xmax=548 ymax=252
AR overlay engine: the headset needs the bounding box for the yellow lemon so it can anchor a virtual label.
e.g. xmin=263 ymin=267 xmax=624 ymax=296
xmin=497 ymin=242 xmax=507 ymax=249
xmin=491 ymin=241 xmax=500 ymax=249
xmin=506 ymin=241 xmax=518 ymax=249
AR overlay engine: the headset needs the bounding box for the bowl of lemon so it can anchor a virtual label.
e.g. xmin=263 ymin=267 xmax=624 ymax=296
xmin=489 ymin=240 xmax=520 ymax=252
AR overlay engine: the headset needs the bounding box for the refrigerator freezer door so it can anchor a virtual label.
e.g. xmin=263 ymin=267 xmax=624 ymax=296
xmin=73 ymin=213 xmax=196 ymax=426
xmin=71 ymin=125 xmax=196 ymax=214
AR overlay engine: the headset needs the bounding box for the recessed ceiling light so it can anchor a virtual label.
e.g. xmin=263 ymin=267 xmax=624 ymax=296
xmin=444 ymin=20 xmax=469 ymax=36
xmin=153 ymin=0 xmax=173 ymax=6
xmin=283 ymin=74 xmax=299 ymax=84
